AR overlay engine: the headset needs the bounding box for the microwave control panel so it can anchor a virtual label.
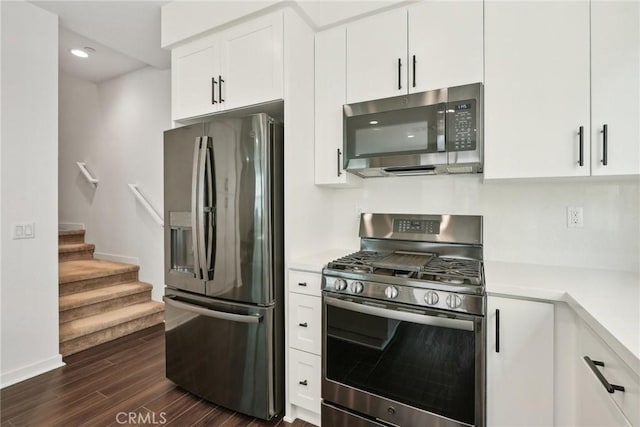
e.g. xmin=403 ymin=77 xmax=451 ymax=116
xmin=446 ymin=99 xmax=476 ymax=152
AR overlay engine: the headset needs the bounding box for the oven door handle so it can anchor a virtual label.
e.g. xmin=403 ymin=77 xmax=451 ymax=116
xmin=324 ymin=296 xmax=474 ymax=331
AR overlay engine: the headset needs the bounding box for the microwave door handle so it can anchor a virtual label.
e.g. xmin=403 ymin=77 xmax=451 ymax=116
xmin=204 ymin=141 xmax=215 ymax=279
xmin=324 ymin=296 xmax=474 ymax=331
xmin=191 ymin=137 xmax=202 ymax=280
xmin=437 ymin=103 xmax=446 ymax=152
xmin=196 ymin=138 xmax=208 ymax=281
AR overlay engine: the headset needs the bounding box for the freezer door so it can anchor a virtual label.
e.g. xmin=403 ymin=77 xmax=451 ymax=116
xmin=206 ymin=114 xmax=282 ymax=305
xmin=164 ymin=290 xmax=280 ymax=420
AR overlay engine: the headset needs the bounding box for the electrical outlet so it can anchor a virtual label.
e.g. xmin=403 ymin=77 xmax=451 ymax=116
xmin=567 ymin=207 xmax=583 ymax=228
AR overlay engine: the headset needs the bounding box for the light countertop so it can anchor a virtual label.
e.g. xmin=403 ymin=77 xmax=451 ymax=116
xmin=287 ymin=248 xmax=355 ymax=273
xmin=484 ymin=261 xmax=640 ymax=375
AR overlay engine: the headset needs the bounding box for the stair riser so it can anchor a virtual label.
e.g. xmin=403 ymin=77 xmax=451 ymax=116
xmin=60 ymin=291 xmax=152 ymax=323
xmin=59 ymin=249 xmax=94 ymax=262
xmin=59 ymin=234 xmax=85 ymax=245
xmin=60 ymin=312 xmax=164 ymax=356
xmin=60 ymin=271 xmax=138 ymax=296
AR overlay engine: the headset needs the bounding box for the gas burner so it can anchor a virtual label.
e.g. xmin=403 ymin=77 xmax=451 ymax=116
xmin=326 ymin=250 xmax=384 ymax=274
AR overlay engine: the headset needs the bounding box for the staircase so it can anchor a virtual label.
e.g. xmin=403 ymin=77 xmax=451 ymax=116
xmin=58 ymin=229 xmax=164 ymax=356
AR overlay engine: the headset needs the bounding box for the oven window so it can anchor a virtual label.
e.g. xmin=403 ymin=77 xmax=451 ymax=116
xmin=326 ymin=303 xmax=475 ymax=425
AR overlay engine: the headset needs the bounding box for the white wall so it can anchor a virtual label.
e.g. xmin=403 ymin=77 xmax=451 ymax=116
xmin=0 ymin=1 xmax=63 ymax=387
xmin=59 ymin=67 xmax=171 ymax=301
xmin=316 ymin=176 xmax=640 ymax=273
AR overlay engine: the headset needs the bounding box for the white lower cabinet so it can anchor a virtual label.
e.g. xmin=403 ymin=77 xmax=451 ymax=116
xmin=287 ymin=269 xmax=322 ymax=424
xmin=486 ymin=296 xmax=554 ymax=426
xmin=577 ymin=321 xmax=639 ymax=426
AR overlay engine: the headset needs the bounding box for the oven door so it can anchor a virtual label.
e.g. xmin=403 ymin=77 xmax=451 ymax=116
xmin=322 ymin=293 xmax=485 ymax=427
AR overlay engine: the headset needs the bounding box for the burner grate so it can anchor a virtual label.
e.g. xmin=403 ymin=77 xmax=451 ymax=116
xmin=420 ymin=257 xmax=482 ymax=285
xmin=326 ymin=251 xmax=383 ymax=273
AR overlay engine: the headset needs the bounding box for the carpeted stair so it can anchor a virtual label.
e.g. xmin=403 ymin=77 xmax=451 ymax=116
xmin=58 ymin=229 xmax=164 ymax=356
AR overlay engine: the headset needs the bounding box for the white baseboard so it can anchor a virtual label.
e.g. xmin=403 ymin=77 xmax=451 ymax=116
xmin=58 ymin=222 xmax=85 ymax=230
xmin=94 ymin=252 xmax=140 ymax=266
xmin=0 ymin=354 xmax=65 ymax=388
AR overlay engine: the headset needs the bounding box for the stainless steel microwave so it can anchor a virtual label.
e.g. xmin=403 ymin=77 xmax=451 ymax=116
xmin=343 ymin=82 xmax=483 ymax=177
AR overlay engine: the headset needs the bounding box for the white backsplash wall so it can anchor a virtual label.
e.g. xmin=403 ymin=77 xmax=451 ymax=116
xmin=321 ymin=175 xmax=639 ymax=273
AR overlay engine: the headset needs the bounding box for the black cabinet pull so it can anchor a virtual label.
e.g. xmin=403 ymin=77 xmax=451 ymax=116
xmin=299 ymin=380 xmax=308 ymax=386
xmin=337 ymin=148 xmax=342 ymax=177
xmin=601 ymin=124 xmax=608 ymax=166
xmin=578 ymin=126 xmax=584 ymax=166
xmin=412 ymin=55 xmax=416 ymax=88
xmin=298 ymin=322 xmax=308 ymax=328
xmin=495 ymin=309 xmax=500 ymax=353
xmin=584 ymin=356 xmax=625 ymax=393
xmin=298 ymin=282 xmax=307 ymax=287
xmin=219 ymin=75 xmax=224 ymax=103
xmin=211 ymin=78 xmax=217 ymax=104
xmin=398 ymin=58 xmax=402 ymax=90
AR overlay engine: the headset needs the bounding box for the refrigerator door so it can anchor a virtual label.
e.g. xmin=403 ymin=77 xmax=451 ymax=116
xmin=164 ymin=289 xmax=280 ymax=420
xmin=206 ymin=114 xmax=280 ymax=305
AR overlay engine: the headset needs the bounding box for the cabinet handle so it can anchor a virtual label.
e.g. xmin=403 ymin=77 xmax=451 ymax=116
xmin=584 ymin=356 xmax=625 ymax=393
xmin=299 ymin=380 xmax=308 ymax=386
xmin=398 ymin=58 xmax=402 ymax=90
xmin=601 ymin=124 xmax=608 ymax=166
xmin=577 ymin=126 xmax=584 ymax=166
xmin=298 ymin=322 xmax=308 ymax=328
xmin=337 ymin=148 xmax=342 ymax=177
xmin=298 ymin=282 xmax=307 ymax=287
xmin=211 ymin=78 xmax=217 ymax=104
xmin=412 ymin=55 xmax=416 ymax=88
xmin=495 ymin=309 xmax=500 ymax=353
xmin=219 ymin=75 xmax=224 ymax=103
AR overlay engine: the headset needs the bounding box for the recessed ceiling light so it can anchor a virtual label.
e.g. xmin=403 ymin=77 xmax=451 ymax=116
xmin=70 ymin=49 xmax=89 ymax=58
xmin=369 ymin=120 xmax=379 ymax=125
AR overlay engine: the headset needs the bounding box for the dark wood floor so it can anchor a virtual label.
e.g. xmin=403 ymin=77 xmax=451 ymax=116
xmin=1 ymin=325 xmax=316 ymax=427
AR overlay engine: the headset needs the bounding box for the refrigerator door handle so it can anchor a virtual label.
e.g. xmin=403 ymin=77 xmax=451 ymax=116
xmin=191 ymin=137 xmax=202 ymax=280
xmin=204 ymin=141 xmax=215 ymax=279
xmin=196 ymin=137 xmax=208 ymax=280
xmin=163 ymin=296 xmax=263 ymax=324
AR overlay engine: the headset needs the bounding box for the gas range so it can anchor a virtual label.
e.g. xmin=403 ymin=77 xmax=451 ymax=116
xmin=322 ymin=213 xmax=485 ymax=316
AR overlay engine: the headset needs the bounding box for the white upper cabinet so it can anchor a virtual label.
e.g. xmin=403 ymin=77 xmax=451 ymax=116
xmin=485 ymin=1 xmax=591 ymax=179
xmin=171 ymin=11 xmax=284 ymax=121
xmin=315 ymin=26 xmax=361 ymax=187
xmin=591 ymin=1 xmax=640 ymax=176
xmin=408 ymin=1 xmax=483 ymax=93
xmin=220 ymin=13 xmax=283 ymax=111
xmin=346 ymin=8 xmax=408 ymax=103
xmin=486 ymin=296 xmax=554 ymax=427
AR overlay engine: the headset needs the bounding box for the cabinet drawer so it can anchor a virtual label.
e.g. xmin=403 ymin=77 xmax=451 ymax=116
xmin=289 ymin=348 xmax=321 ymax=414
xmin=288 ymin=270 xmax=322 ymax=297
xmin=289 ymin=293 xmax=321 ymax=355
xmin=579 ymin=322 xmax=639 ymax=426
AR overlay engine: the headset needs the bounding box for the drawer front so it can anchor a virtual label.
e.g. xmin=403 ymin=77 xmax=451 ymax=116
xmin=289 ymin=348 xmax=321 ymax=414
xmin=580 ymin=322 xmax=640 ymax=426
xmin=289 ymin=270 xmax=322 ymax=297
xmin=289 ymin=293 xmax=321 ymax=355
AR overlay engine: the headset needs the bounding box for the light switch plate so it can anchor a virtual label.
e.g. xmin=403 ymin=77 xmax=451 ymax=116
xmin=13 ymin=222 xmax=35 ymax=239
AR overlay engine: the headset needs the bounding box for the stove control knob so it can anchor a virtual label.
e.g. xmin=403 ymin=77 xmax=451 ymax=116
xmin=446 ymin=294 xmax=463 ymax=309
xmin=350 ymin=281 xmax=364 ymax=294
xmin=384 ymin=286 xmax=399 ymax=299
xmin=424 ymin=291 xmax=439 ymax=306
xmin=335 ymin=279 xmax=347 ymax=291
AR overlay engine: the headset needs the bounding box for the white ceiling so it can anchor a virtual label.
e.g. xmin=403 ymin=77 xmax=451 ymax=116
xmin=32 ymin=1 xmax=170 ymax=83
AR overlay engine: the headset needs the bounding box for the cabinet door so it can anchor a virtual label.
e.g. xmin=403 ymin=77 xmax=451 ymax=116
xmin=289 ymin=348 xmax=321 ymax=414
xmin=172 ymin=40 xmax=220 ymax=120
xmin=591 ymin=1 xmax=640 ymax=176
xmin=219 ymin=12 xmax=283 ymax=111
xmin=346 ymin=8 xmax=407 ymax=103
xmin=486 ymin=296 xmax=554 ymax=426
xmin=484 ymin=1 xmax=591 ymax=179
xmin=314 ymin=27 xmax=361 ymax=187
xmin=408 ymin=1 xmax=483 ymax=93
xmin=577 ymin=358 xmax=632 ymax=427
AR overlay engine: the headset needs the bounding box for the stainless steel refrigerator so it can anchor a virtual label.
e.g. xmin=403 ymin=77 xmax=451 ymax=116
xmin=163 ymin=113 xmax=283 ymax=420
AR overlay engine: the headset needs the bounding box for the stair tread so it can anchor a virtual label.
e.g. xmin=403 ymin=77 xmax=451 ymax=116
xmin=59 ymin=259 xmax=139 ymax=284
xmin=58 ymin=229 xmax=85 ymax=236
xmin=59 ymin=281 xmax=152 ymax=311
xmin=59 ymin=243 xmax=95 ymax=253
xmin=60 ymin=301 xmax=164 ymax=342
